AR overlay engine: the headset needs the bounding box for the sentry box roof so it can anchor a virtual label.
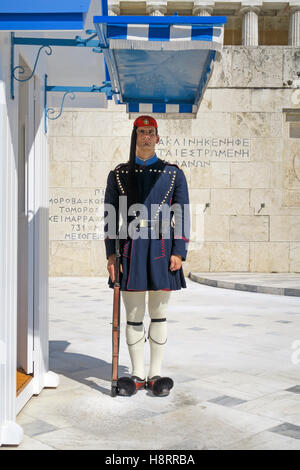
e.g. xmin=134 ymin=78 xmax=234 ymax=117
xmin=94 ymin=14 xmax=227 ymax=116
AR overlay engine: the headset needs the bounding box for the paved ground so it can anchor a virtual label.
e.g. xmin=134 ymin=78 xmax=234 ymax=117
xmin=189 ymin=272 xmax=300 ymax=297
xmin=10 ymin=275 xmax=300 ymax=449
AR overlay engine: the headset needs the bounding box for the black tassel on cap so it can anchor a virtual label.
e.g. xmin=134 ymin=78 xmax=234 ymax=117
xmin=127 ymin=125 xmax=138 ymax=210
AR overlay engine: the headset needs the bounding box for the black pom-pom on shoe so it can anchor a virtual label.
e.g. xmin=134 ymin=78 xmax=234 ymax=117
xmin=147 ymin=376 xmax=174 ymax=397
xmin=117 ymin=376 xmax=146 ymax=396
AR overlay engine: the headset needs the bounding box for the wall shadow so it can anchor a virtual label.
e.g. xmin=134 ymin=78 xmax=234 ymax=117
xmin=49 ymin=340 xmax=129 ymax=396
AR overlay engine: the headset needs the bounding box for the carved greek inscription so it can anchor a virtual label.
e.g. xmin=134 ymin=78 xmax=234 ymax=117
xmin=49 ymin=189 xmax=105 ymax=240
xmin=157 ymin=137 xmax=251 ymax=166
xmin=283 ymin=139 xmax=300 ymax=206
xmin=283 ymin=191 xmax=300 ymax=207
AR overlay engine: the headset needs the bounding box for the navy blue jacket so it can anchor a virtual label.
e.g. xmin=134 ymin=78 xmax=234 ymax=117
xmin=104 ymin=155 xmax=190 ymax=291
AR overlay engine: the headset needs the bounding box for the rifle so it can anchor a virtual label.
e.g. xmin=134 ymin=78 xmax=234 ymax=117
xmin=111 ymin=230 xmax=121 ymax=397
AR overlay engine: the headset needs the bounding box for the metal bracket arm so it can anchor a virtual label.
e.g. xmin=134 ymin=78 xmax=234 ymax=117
xmin=10 ymin=31 xmax=104 ymax=100
xmin=44 ymin=75 xmax=116 ymax=134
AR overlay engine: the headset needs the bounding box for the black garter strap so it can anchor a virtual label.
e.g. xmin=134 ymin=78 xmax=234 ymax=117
xmin=126 ymin=320 xmax=146 ymax=346
xmin=148 ymin=318 xmax=167 ymax=345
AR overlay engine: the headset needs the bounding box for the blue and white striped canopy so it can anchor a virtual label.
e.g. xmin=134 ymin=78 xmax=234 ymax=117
xmin=106 ymin=23 xmax=224 ymax=48
xmin=94 ymin=15 xmax=227 ymax=116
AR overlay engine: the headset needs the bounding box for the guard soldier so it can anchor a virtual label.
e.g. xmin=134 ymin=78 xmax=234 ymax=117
xmin=104 ymin=116 xmax=190 ymax=397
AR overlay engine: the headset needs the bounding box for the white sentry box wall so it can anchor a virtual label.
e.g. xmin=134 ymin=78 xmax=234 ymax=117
xmin=0 ymin=31 xmax=58 ymax=446
xmin=0 ymin=0 xmax=107 ymax=446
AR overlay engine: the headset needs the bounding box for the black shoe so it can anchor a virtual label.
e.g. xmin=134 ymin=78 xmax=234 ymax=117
xmin=117 ymin=376 xmax=146 ymax=396
xmin=146 ymin=376 xmax=174 ymax=397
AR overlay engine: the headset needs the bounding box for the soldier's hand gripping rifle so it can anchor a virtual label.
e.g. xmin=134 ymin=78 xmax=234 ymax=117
xmin=111 ymin=230 xmax=121 ymax=397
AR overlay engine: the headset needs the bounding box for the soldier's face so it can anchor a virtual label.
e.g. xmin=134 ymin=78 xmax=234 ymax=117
xmin=136 ymin=126 xmax=160 ymax=152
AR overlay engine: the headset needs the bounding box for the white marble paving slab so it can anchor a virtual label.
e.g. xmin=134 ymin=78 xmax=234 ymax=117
xmin=223 ymin=430 xmax=300 ymax=450
xmin=235 ymin=391 xmax=300 ymax=426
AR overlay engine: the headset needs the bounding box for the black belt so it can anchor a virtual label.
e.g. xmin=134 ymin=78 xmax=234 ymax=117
xmin=136 ymin=219 xmax=158 ymax=228
xmin=133 ymin=218 xmax=172 ymax=236
xmin=124 ymin=216 xmax=173 ymax=234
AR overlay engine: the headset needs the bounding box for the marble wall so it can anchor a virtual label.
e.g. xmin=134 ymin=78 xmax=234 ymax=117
xmin=48 ymin=46 xmax=300 ymax=275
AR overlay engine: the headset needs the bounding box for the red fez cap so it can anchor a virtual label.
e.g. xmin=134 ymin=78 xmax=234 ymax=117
xmin=133 ymin=115 xmax=158 ymax=128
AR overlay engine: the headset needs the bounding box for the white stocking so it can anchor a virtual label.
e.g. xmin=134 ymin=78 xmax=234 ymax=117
xmin=121 ymin=291 xmax=146 ymax=380
xmin=148 ymin=291 xmax=171 ymax=379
